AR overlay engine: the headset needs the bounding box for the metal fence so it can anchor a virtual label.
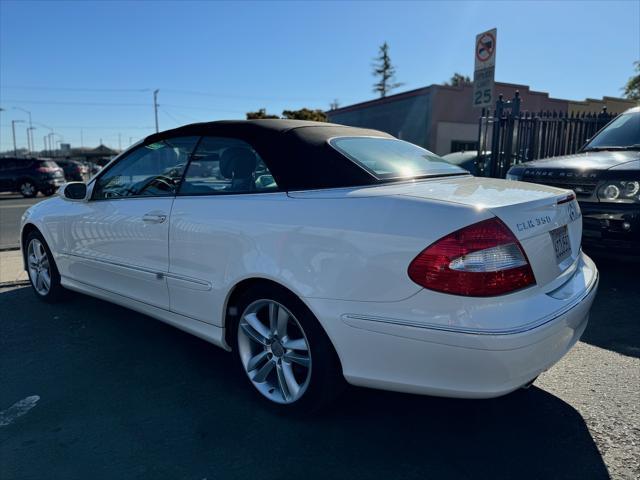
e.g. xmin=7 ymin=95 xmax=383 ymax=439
xmin=477 ymin=91 xmax=617 ymax=178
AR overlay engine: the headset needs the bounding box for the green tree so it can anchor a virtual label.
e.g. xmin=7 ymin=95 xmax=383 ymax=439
xmin=281 ymin=108 xmax=328 ymax=122
xmin=445 ymin=73 xmax=472 ymax=86
xmin=623 ymin=61 xmax=640 ymax=101
xmin=246 ymin=108 xmax=280 ymax=119
xmin=372 ymin=42 xmax=403 ymax=98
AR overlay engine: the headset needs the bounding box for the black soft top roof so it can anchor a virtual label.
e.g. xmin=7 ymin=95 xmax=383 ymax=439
xmin=143 ymin=120 xmax=394 ymax=191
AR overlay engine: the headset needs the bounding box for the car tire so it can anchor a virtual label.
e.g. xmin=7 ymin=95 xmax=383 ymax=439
xmin=24 ymin=230 xmax=65 ymax=303
xmin=19 ymin=180 xmax=37 ymax=198
xmin=231 ymin=284 xmax=345 ymax=414
xmin=42 ymin=187 xmax=56 ymax=197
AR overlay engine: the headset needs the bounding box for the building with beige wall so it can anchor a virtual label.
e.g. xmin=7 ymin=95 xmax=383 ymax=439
xmin=328 ymin=82 xmax=636 ymax=156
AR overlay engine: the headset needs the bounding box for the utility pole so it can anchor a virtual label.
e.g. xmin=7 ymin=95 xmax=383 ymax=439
xmin=118 ymin=133 xmax=122 ymax=151
xmin=153 ymin=89 xmax=160 ymax=133
xmin=11 ymin=120 xmax=24 ymax=156
xmin=43 ymin=136 xmax=47 ymax=155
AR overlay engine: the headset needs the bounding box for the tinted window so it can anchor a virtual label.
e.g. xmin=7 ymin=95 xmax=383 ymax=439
xmin=585 ymin=112 xmax=640 ymax=149
xmin=330 ymin=137 xmax=466 ymax=180
xmin=0 ymin=159 xmax=17 ymax=170
xmin=179 ymin=137 xmax=278 ymax=195
xmin=92 ymin=137 xmax=198 ymax=200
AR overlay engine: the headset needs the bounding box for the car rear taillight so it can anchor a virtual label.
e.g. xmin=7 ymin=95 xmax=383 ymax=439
xmin=408 ymin=217 xmax=536 ymax=296
xmin=36 ymin=166 xmax=57 ymax=173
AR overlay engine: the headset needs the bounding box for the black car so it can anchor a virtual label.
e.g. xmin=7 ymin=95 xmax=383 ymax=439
xmin=55 ymin=158 xmax=89 ymax=181
xmin=0 ymin=157 xmax=66 ymax=198
xmin=507 ymin=106 xmax=640 ymax=254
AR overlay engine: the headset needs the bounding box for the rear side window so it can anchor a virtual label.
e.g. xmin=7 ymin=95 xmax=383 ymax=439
xmin=330 ymin=137 xmax=466 ymax=180
xmin=179 ymin=136 xmax=278 ymax=195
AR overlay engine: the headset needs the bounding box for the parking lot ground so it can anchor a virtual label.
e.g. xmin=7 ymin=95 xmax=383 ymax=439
xmin=0 ymin=255 xmax=638 ymax=480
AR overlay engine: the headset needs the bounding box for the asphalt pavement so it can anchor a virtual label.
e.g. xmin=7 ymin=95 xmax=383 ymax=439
xmin=0 ymin=194 xmax=46 ymax=250
xmin=0 ymin=254 xmax=638 ymax=479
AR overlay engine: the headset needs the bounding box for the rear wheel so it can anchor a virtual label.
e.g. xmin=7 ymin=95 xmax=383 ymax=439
xmin=19 ymin=180 xmax=37 ymax=198
xmin=232 ymin=284 xmax=344 ymax=414
xmin=25 ymin=231 xmax=65 ymax=302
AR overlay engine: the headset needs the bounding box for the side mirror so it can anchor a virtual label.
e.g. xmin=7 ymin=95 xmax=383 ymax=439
xmin=61 ymin=182 xmax=87 ymax=201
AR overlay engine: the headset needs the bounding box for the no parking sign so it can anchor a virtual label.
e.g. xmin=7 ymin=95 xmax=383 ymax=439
xmin=473 ymin=28 xmax=497 ymax=108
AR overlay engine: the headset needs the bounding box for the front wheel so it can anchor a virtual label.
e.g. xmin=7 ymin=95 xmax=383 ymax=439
xmin=232 ymin=285 xmax=344 ymax=413
xmin=25 ymin=231 xmax=65 ymax=302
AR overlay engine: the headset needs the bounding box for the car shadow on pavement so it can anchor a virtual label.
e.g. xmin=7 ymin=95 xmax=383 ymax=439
xmin=0 ymin=287 xmax=609 ymax=480
xmin=580 ymin=250 xmax=640 ymax=359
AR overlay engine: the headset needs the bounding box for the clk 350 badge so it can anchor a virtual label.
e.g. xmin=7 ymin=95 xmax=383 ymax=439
xmin=517 ymin=215 xmax=552 ymax=232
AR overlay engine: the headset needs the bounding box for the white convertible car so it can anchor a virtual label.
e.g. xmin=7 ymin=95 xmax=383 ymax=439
xmin=21 ymin=120 xmax=599 ymax=412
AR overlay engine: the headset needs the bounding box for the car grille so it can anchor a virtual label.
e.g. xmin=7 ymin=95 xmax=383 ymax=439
xmin=536 ymin=181 xmax=596 ymax=198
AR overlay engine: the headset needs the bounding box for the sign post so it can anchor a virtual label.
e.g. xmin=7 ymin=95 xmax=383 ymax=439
xmin=472 ymin=28 xmax=497 ymax=108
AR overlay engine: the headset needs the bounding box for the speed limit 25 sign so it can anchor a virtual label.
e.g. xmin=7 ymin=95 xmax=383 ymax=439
xmin=472 ymin=28 xmax=497 ymax=108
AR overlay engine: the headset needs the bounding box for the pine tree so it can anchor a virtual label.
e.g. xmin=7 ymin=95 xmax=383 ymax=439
xmin=372 ymin=42 xmax=403 ymax=98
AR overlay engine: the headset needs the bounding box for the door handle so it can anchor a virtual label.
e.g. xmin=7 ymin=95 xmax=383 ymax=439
xmin=142 ymin=213 xmax=167 ymax=224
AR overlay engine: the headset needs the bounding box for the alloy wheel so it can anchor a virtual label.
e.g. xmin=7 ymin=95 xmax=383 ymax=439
xmin=27 ymin=238 xmax=52 ymax=296
xmin=237 ymin=299 xmax=312 ymax=404
xmin=20 ymin=182 xmax=35 ymax=197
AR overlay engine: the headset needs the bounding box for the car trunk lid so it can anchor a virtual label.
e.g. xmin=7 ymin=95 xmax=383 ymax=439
xmin=393 ymin=176 xmax=583 ymax=288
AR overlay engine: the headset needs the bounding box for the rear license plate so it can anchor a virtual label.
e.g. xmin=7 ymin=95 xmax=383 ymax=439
xmin=550 ymin=225 xmax=571 ymax=263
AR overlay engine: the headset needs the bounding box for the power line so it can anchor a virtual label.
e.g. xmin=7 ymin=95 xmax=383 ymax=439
xmin=1 ymin=85 xmax=151 ymax=93
xmin=1 ymin=85 xmax=335 ymax=103
xmin=2 ymin=99 xmax=150 ymax=107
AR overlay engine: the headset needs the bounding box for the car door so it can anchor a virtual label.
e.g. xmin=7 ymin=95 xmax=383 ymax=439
xmin=168 ymin=136 xmax=283 ymax=324
xmin=61 ymin=136 xmax=199 ymax=309
xmin=0 ymin=159 xmax=16 ymax=191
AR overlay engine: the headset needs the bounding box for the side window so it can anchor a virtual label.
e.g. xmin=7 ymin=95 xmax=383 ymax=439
xmin=179 ymin=136 xmax=278 ymax=195
xmin=92 ymin=137 xmax=198 ymax=200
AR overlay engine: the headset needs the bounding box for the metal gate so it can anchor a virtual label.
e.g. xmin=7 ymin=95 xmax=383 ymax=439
xmin=477 ymin=91 xmax=617 ymax=178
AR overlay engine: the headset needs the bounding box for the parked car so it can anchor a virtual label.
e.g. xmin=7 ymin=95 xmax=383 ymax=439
xmin=55 ymin=158 xmax=89 ymax=181
xmin=21 ymin=120 xmax=598 ymax=412
xmin=441 ymin=150 xmax=488 ymax=175
xmin=0 ymin=157 xmax=65 ymax=197
xmin=507 ymin=106 xmax=639 ymax=254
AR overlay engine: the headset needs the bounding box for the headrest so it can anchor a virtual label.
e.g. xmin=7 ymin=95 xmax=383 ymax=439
xmin=220 ymin=147 xmax=257 ymax=179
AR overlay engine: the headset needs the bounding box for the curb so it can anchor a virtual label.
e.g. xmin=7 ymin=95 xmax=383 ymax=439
xmin=0 ymin=246 xmax=21 ymax=252
xmin=0 ymin=280 xmax=30 ymax=288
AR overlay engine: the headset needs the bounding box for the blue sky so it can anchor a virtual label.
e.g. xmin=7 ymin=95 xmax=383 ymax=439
xmin=1 ymin=0 xmax=638 ymax=151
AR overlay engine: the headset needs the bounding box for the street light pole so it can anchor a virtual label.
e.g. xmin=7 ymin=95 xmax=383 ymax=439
xmin=28 ymin=127 xmax=37 ymax=155
xmin=153 ymin=89 xmax=159 ymax=133
xmin=11 ymin=120 xmax=24 ymax=156
xmin=47 ymin=132 xmax=55 ymax=157
xmin=13 ymin=107 xmax=33 ymax=153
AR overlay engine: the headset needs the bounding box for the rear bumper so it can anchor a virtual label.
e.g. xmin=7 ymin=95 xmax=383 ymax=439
xmin=580 ymin=202 xmax=640 ymax=254
xmin=307 ymin=252 xmax=599 ymax=398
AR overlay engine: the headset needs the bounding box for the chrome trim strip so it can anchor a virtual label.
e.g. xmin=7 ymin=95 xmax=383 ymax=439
xmin=60 ymin=251 xmax=212 ymax=289
xmin=342 ymin=270 xmax=598 ymax=336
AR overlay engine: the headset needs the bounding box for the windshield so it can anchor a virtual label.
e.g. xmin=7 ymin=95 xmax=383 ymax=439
xmin=330 ymin=137 xmax=467 ymax=180
xmin=584 ymin=112 xmax=640 ymax=150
